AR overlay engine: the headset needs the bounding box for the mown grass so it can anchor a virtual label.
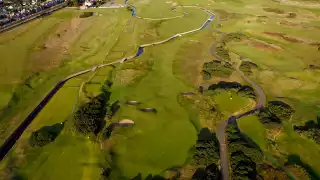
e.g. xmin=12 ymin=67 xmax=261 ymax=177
xmin=0 ymin=71 xmax=104 ymax=180
xmin=0 ymin=8 xmax=130 ymax=144
xmin=209 ymin=0 xmax=320 ymax=176
xmin=277 ymin=124 xmax=320 ymax=177
xmin=108 ymin=39 xmax=198 ymax=178
xmin=213 ymin=91 xmax=250 ymax=115
xmin=237 ymin=115 xmax=268 ymax=149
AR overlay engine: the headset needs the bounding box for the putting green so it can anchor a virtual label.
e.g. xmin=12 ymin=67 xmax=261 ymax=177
xmin=213 ymin=91 xmax=251 ymax=115
xmin=109 ymin=40 xmax=198 ymax=178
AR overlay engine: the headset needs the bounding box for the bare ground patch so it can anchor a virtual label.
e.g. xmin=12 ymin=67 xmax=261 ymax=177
xmin=249 ymin=39 xmax=283 ymax=52
xmin=263 ymin=31 xmax=318 ymax=44
xmin=28 ymin=17 xmax=92 ymax=71
xmin=114 ymin=69 xmax=144 ymax=85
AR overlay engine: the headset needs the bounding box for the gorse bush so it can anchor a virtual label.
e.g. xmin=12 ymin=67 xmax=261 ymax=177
xmin=79 ymin=12 xmax=94 ymax=18
xmin=73 ymin=95 xmax=106 ymax=135
xmin=202 ymin=60 xmax=234 ymax=79
xmin=30 ymin=130 xmax=55 ymax=147
xmin=227 ymin=123 xmax=263 ymax=180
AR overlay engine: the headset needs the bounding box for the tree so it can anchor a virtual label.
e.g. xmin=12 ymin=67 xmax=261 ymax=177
xmin=258 ymin=108 xmax=282 ymax=129
xmin=237 ymin=85 xmax=256 ymax=99
xmin=203 ymin=163 xmax=221 ymax=180
xmin=192 ymin=164 xmax=221 ymax=180
xmin=227 ymin=123 xmax=263 ymax=180
xmin=29 ymin=130 xmax=54 ymax=147
xmin=267 ymin=101 xmax=294 ymax=120
xmin=193 ymin=140 xmax=220 ymax=166
xmin=73 ymin=95 xmax=106 ymax=135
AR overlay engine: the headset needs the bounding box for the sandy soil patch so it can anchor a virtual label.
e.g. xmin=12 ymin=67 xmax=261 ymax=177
xmin=278 ymin=0 xmax=320 ymax=9
xmin=249 ymin=39 xmax=282 ymax=52
xmin=263 ymin=31 xmax=306 ymax=44
xmin=115 ymin=69 xmax=143 ymax=85
xmin=29 ymin=17 xmax=91 ymax=71
xmin=119 ymin=119 xmax=134 ymax=125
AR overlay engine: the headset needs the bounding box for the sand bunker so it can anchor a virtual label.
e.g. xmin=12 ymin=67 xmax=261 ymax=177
xmin=118 ymin=119 xmax=135 ymax=126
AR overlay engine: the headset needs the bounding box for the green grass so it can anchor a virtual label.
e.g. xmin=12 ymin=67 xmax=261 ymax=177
xmin=1 ymin=0 xmax=319 ymax=179
xmin=237 ymin=115 xmax=268 ymax=149
xmin=109 ymin=39 xmax=198 ymax=178
xmin=0 ymin=77 xmax=103 ymax=179
xmin=0 ymin=8 xmax=129 ymax=144
xmin=213 ymin=91 xmax=251 ymax=115
xmin=277 ymin=124 xmax=320 ymax=177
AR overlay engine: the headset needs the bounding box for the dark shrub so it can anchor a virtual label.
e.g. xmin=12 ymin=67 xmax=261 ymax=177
xmin=79 ymin=12 xmax=94 ymax=18
xmin=30 ymin=130 xmax=54 ymax=147
xmin=267 ymin=101 xmax=294 ymax=120
xmin=73 ymin=95 xmax=106 ymax=135
xmin=287 ymin=12 xmax=297 ymax=18
xmin=29 ymin=123 xmax=64 ymax=147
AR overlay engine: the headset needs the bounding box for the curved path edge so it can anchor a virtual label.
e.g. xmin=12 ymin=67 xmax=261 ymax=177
xmin=213 ymin=34 xmax=296 ymax=180
xmin=0 ymin=4 xmax=215 ymax=161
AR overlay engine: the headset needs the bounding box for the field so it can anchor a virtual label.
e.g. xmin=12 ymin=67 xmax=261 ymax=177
xmin=0 ymin=0 xmax=319 ymax=179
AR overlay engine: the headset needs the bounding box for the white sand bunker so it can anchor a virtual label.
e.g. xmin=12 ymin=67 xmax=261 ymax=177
xmin=118 ymin=119 xmax=135 ymax=126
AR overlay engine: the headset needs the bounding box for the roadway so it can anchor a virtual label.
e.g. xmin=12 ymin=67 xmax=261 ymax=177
xmin=211 ymin=35 xmax=266 ymax=180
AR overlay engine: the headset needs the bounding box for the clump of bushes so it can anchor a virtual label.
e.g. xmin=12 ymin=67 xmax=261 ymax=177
xmin=193 ymin=137 xmax=220 ymax=166
xmin=267 ymin=101 xmax=294 ymax=120
xmin=237 ymin=85 xmax=256 ymax=99
xmin=29 ymin=123 xmax=64 ymax=147
xmin=294 ymin=117 xmax=320 ymax=144
xmin=73 ymin=95 xmax=106 ymax=135
xmin=208 ymin=81 xmax=256 ymax=99
xmin=192 ymin=128 xmax=221 ymax=180
xmin=202 ymin=60 xmax=233 ymax=80
xmin=192 ymin=163 xmax=221 ymax=180
xmin=30 ymin=130 xmax=55 ymax=147
xmin=215 ymin=43 xmax=231 ymax=61
xmin=239 ymin=61 xmax=258 ymax=76
xmin=227 ymin=123 xmax=263 ymax=180
xmin=224 ymin=32 xmax=248 ymax=43
xmin=286 ymin=12 xmax=297 ymax=18
xmin=79 ymin=12 xmax=94 ymax=18
xmin=257 ymin=101 xmax=294 ymax=129
xmin=263 ymin=7 xmax=285 ymax=14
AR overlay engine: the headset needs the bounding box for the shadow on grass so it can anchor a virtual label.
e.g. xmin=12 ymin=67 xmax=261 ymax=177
xmin=286 ymin=154 xmax=320 ymax=180
xmin=29 ymin=122 xmax=65 ymax=147
xmin=132 ymin=173 xmax=166 ymax=180
xmin=198 ymin=128 xmax=217 ymax=141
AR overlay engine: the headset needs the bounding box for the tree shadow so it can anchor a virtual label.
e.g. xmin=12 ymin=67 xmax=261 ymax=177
xmin=192 ymin=163 xmax=221 ymax=180
xmin=286 ymin=154 xmax=320 ymax=180
xmin=208 ymin=81 xmax=242 ymax=91
xmin=106 ymin=100 xmax=120 ymax=118
xmin=103 ymin=123 xmax=117 ymax=140
xmin=226 ymin=121 xmax=264 ymax=178
xmin=192 ymin=168 xmax=206 ymax=179
xmin=294 ymin=119 xmax=320 ymax=131
xmin=198 ymin=128 xmax=217 ymax=141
